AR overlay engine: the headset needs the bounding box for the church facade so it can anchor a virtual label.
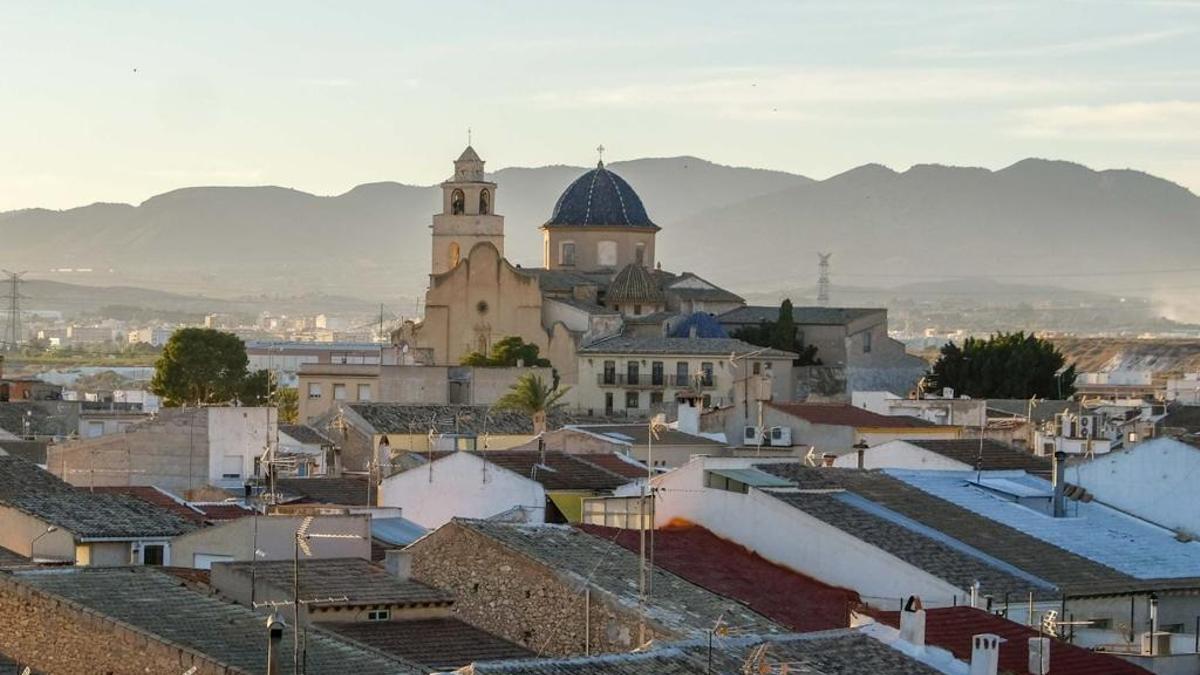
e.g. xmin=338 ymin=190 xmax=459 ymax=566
xmin=397 ymin=146 xmax=780 ymax=413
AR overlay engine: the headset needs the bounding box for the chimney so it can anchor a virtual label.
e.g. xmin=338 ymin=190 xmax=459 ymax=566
xmin=899 ymin=596 xmax=926 ymax=648
xmin=1028 ymin=637 xmax=1050 ymax=675
xmin=969 ymin=634 xmax=1003 ymax=675
xmin=1053 ymin=451 xmax=1067 ymax=518
xmin=384 ymin=549 xmax=412 ymax=581
xmin=822 ymin=453 xmax=837 ymax=467
xmin=676 ymin=395 xmax=701 ymax=435
xmin=266 ymin=610 xmax=285 ymax=675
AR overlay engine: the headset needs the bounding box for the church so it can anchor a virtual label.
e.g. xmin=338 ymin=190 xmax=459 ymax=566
xmin=397 ymin=146 xmax=753 ymax=392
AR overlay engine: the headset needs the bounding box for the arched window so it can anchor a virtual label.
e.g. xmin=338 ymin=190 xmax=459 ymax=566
xmin=635 ymin=242 xmax=646 ymax=265
xmin=451 ymin=189 xmax=465 ymax=215
xmin=448 ymin=242 xmax=461 ymax=268
xmin=479 ymin=189 xmax=490 ymax=215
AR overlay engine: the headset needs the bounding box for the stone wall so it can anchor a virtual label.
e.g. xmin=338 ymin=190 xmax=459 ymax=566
xmin=0 ymin=575 xmax=238 ymax=675
xmin=408 ymin=522 xmax=673 ymax=656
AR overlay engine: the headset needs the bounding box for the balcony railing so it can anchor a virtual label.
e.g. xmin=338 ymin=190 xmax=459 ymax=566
xmin=597 ymin=373 xmax=714 ymax=388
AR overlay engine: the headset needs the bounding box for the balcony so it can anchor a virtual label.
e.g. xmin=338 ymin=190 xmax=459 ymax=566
xmin=597 ymin=373 xmax=714 ymax=389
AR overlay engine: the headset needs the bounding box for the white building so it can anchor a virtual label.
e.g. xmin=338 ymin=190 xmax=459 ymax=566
xmin=1071 ymin=437 xmax=1200 ymax=536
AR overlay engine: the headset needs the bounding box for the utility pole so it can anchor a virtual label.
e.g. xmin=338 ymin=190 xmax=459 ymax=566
xmin=816 ymin=254 xmax=831 ymax=307
xmin=1 ymin=270 xmax=27 ymax=350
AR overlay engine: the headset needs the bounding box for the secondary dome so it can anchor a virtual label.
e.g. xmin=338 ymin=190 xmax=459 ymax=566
xmin=607 ymin=262 xmax=665 ymax=305
xmin=544 ymin=162 xmax=658 ymax=229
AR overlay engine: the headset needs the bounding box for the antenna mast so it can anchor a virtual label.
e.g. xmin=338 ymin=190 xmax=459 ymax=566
xmin=816 ymin=254 xmax=831 ymax=307
xmin=2 ymin=270 xmax=27 ymax=350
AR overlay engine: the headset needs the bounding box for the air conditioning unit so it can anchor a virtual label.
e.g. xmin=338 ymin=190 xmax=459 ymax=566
xmin=1142 ymin=632 xmax=1173 ymax=656
xmin=743 ymin=426 xmax=765 ymax=445
xmin=1079 ymin=415 xmax=1098 ymax=439
xmin=769 ymin=426 xmax=793 ymax=447
xmin=942 ymin=387 xmax=955 ymax=399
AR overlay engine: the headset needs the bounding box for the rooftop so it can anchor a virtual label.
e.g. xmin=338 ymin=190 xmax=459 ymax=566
xmin=664 ymin=273 xmax=744 ymax=305
xmin=567 ymin=424 xmax=725 ymax=448
xmin=322 ymin=618 xmax=533 ymax=670
xmin=578 ymin=335 xmax=794 ymax=358
xmin=543 ymin=164 xmax=658 ymax=230
xmin=279 ymin=423 xmax=335 ymax=446
xmin=875 ymin=606 xmax=1150 ymax=675
xmin=451 ymin=519 xmax=780 ymax=638
xmin=581 ymin=523 xmax=859 ymax=632
xmin=217 ymin=557 xmax=452 ymax=608
xmin=454 ymin=629 xmax=944 ymax=674
xmin=409 ymin=451 xmax=634 ymax=491
xmin=768 ymin=402 xmax=943 ymax=429
xmin=889 ymin=469 xmax=1200 ymax=581
xmin=0 ymin=456 xmax=196 ymax=539
xmin=718 ymin=305 xmax=883 ymax=327
xmin=350 ymin=403 xmax=571 ymax=436
xmin=13 ymin=567 xmax=416 ymax=673
xmin=987 ymin=399 xmax=1079 ymax=424
xmin=0 ymin=402 xmax=76 ymax=437
xmin=902 ymin=439 xmax=1052 ymax=476
xmin=606 ymin=263 xmax=665 ymax=305
xmin=276 ymin=476 xmax=370 ymax=506
xmin=0 ymin=439 xmax=48 ymax=464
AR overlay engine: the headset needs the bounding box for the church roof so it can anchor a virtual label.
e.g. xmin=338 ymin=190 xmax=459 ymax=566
xmin=606 ymin=263 xmax=665 ymax=304
xmin=544 ymin=163 xmax=659 ymax=230
xmin=457 ymin=145 xmax=482 ymax=163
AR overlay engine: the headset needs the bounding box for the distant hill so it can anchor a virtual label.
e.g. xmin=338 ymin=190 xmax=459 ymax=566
xmin=2 ymin=156 xmax=1196 ymax=306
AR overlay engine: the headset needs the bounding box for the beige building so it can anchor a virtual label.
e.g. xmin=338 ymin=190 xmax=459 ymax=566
xmin=573 ymin=336 xmax=795 ymax=418
xmin=171 ymin=513 xmax=370 ymax=569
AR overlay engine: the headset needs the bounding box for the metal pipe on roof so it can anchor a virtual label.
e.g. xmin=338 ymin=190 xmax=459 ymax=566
xmin=1052 ymin=451 xmax=1067 ymax=518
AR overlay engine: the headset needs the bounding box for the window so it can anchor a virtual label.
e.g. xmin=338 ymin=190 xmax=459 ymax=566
xmin=560 ymin=242 xmax=576 ymax=267
xmin=650 ymin=391 xmax=663 ymax=407
xmin=752 ymin=361 xmax=761 ymax=375
xmin=702 ymin=394 xmax=712 ymax=408
xmin=597 ymin=240 xmax=617 ymax=267
xmin=357 ymin=383 xmax=372 ymax=401
xmin=605 ymin=392 xmax=614 ymax=414
xmin=627 ymin=361 xmax=639 ymax=385
xmin=863 ymin=330 xmax=872 ymax=353
xmin=451 ymin=189 xmax=465 ymax=215
xmin=651 ymin=361 xmax=664 ymax=386
xmin=333 ymin=383 xmax=347 ymax=400
xmin=479 ymin=189 xmax=490 ymax=215
xmin=603 ymin=360 xmax=616 ymax=385
xmin=625 ymin=391 xmax=639 ymax=409
xmin=253 ymin=456 xmax=262 ymax=477
xmin=448 ymin=241 xmax=461 ymax=268
xmin=87 ymin=420 xmax=105 ymax=438
xmin=221 ymin=455 xmax=242 ymax=480
xmin=676 ymin=361 xmax=689 ymax=385
xmin=701 ymin=362 xmax=714 ymax=386
xmin=633 ymin=304 xmax=642 ymax=315
xmin=367 ymin=609 xmax=391 ymax=622
xmin=141 ymin=544 xmax=165 ymax=566
xmin=635 ymin=242 xmax=646 ymax=265
xmin=307 ymin=383 xmax=322 ymax=399
xmin=705 ymin=470 xmax=749 ymax=494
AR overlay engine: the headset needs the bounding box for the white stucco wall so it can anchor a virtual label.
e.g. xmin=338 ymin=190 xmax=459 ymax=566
xmin=377 ymin=452 xmax=546 ymax=528
xmin=650 ymin=457 xmax=966 ymax=607
xmin=207 ymin=407 xmax=272 ymax=490
xmin=1072 ymin=438 xmax=1200 ymax=533
xmin=831 ymin=440 xmax=973 ymax=471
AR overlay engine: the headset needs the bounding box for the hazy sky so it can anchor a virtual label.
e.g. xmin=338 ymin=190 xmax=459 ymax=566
xmin=3 ymin=1 xmax=1198 ymax=211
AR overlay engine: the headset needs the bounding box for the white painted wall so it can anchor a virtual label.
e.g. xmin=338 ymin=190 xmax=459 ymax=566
xmin=1072 ymin=438 xmax=1200 ymax=533
xmin=206 ymin=407 xmax=273 ymax=489
xmin=831 ymin=440 xmax=974 ymax=471
xmin=377 ymin=452 xmax=546 ymax=529
xmin=650 ymin=457 xmax=967 ymax=607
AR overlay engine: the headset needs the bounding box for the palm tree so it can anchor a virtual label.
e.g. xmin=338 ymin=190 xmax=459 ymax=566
xmin=494 ymin=373 xmax=570 ymax=435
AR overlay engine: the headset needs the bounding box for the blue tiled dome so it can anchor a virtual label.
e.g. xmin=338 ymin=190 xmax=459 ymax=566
xmin=544 ymin=163 xmax=658 ymax=229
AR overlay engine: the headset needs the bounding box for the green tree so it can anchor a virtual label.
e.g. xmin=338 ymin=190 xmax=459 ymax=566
xmin=926 ymin=331 xmax=1076 ymax=399
xmin=149 ymin=328 xmax=253 ymax=406
xmin=460 ymin=336 xmax=551 ymax=367
xmin=275 ymin=387 xmax=299 ymax=423
xmin=731 ymin=299 xmax=821 ymax=366
xmin=493 ymin=373 xmax=570 ymax=434
xmin=238 ymin=369 xmax=271 ymax=406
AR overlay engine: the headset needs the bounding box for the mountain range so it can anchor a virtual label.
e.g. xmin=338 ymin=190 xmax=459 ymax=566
xmin=2 ymin=157 xmax=1197 ymax=307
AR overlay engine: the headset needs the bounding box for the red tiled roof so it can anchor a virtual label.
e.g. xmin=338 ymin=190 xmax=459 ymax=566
xmin=580 ymin=522 xmax=859 ymax=632
xmin=768 ymin=402 xmax=944 ymax=429
xmin=875 ymin=606 xmax=1150 ymax=675
xmin=194 ymin=503 xmax=253 ymax=522
xmin=572 ymin=452 xmax=651 ymax=480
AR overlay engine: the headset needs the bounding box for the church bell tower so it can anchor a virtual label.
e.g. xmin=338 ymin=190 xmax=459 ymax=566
xmin=430 ymin=146 xmax=504 ymax=277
